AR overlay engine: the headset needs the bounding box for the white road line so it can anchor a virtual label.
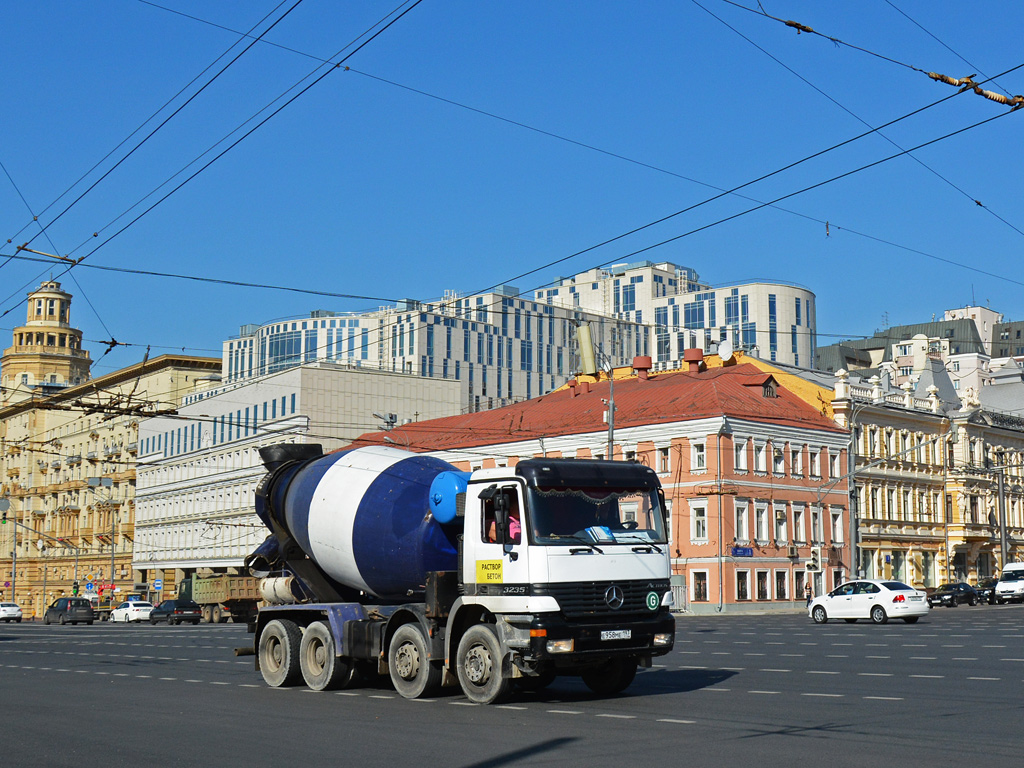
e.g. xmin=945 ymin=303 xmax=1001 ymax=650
xmin=658 ymin=719 xmax=696 ymax=724
xmin=807 ymin=670 xmax=839 ymax=675
xmin=967 ymin=677 xmax=1000 ymax=681
xmin=761 ymin=669 xmax=791 ymax=673
xmin=910 ymin=674 xmax=943 ymax=679
xmin=802 ymin=693 xmax=843 ymax=698
xmin=210 ymin=681 xmax=230 ymax=685
xmin=864 ymin=696 xmax=903 ymax=701
xmin=866 ymin=655 xmax=890 ymax=659
xmin=699 ymin=688 xmax=730 ymax=692
xmin=596 ymin=714 xmax=636 ymax=719
xmin=909 ymin=657 xmax=937 ymax=660
xmin=547 ymin=710 xmax=584 ymax=715
xmin=335 ymin=692 xmax=360 ymax=696
xmin=858 ymin=673 xmax=893 ymax=677
xmin=496 ymin=705 xmax=528 ymax=710
xmin=748 ymin=690 xmax=780 ymax=695
xmin=369 ymin=695 xmax=395 ymax=699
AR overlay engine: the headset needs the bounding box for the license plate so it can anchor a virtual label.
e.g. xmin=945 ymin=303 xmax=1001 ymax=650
xmin=601 ymin=629 xmax=631 ymax=641
xmin=909 ymin=595 xmax=922 ymax=601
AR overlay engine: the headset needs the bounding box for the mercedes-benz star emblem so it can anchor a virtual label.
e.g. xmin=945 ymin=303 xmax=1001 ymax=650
xmin=604 ymin=585 xmax=624 ymax=610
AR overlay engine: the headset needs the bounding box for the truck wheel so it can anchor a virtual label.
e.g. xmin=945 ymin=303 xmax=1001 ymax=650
xmin=212 ymin=606 xmax=223 ymax=624
xmin=581 ymin=658 xmax=637 ymax=696
xmin=388 ymin=624 xmax=441 ymax=699
xmin=456 ymin=624 xmax=511 ymax=705
xmin=300 ymin=621 xmax=355 ymax=691
xmin=258 ymin=619 xmax=302 ymax=687
xmin=202 ymin=606 xmax=213 ymax=623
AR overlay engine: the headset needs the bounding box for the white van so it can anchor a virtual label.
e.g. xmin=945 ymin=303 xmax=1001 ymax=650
xmin=994 ymin=562 xmax=1024 ymax=603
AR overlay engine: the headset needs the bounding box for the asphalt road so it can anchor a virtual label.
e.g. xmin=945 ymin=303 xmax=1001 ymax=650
xmin=1 ymin=606 xmax=1021 ymax=768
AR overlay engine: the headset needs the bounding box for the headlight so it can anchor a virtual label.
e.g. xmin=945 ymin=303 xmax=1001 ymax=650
xmin=546 ymin=639 xmax=574 ymax=654
xmin=653 ymin=633 xmax=673 ymax=647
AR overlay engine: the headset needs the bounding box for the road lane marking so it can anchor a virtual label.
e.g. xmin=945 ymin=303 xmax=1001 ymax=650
xmin=858 ymin=673 xmax=893 ymax=677
xmin=968 ymin=677 xmax=1000 ymax=681
xmin=910 ymin=674 xmax=943 ymax=679
xmin=807 ymin=670 xmax=839 ymax=675
xmin=864 ymin=696 xmax=903 ymax=701
xmin=597 ymin=714 xmax=636 ymax=719
xmin=547 ymin=710 xmax=584 ymax=715
xmin=802 ymin=693 xmax=843 ymax=698
xmin=748 ymin=690 xmax=780 ymax=695
xmin=658 ymin=719 xmax=696 ymax=724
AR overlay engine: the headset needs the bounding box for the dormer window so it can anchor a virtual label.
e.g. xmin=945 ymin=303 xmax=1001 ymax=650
xmin=763 ymin=381 xmax=776 ymax=398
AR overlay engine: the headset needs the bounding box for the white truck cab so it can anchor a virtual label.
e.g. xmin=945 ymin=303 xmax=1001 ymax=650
xmin=994 ymin=562 xmax=1024 ymax=603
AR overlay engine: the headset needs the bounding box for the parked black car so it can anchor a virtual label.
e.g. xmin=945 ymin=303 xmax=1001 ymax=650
xmin=927 ymin=582 xmax=980 ymax=607
xmin=975 ymin=577 xmax=999 ymax=605
xmin=149 ymin=599 xmax=202 ymax=625
xmin=43 ymin=597 xmax=95 ymax=625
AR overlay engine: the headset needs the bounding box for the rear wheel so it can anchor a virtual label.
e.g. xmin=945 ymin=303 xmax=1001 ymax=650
xmin=202 ymin=606 xmax=213 ymax=623
xmin=812 ymin=606 xmax=828 ymax=624
xmin=389 ymin=624 xmax=441 ymax=699
xmin=300 ymin=621 xmax=354 ymax=691
xmin=258 ymin=619 xmax=302 ymax=687
xmin=456 ymin=624 xmax=511 ymax=705
xmin=581 ymin=658 xmax=637 ymax=696
xmin=870 ymin=605 xmax=888 ymax=625
xmin=211 ymin=606 xmax=223 ymax=624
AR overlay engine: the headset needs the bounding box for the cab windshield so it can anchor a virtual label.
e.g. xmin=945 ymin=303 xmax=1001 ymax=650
xmin=999 ymin=570 xmax=1024 ymax=582
xmin=526 ymin=486 xmax=667 ymax=545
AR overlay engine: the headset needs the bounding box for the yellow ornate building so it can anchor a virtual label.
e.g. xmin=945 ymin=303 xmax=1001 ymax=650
xmin=0 ymin=281 xmax=220 ymax=617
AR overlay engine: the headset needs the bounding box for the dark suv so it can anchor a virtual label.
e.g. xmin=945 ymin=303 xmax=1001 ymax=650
xmin=43 ymin=597 xmax=95 ymax=625
xmin=149 ymin=599 xmax=202 ymax=625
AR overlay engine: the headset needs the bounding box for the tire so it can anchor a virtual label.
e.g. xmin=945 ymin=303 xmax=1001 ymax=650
xmin=150 ymin=617 xmax=158 ymax=625
xmin=949 ymin=599 xmax=958 ymax=608
xmin=969 ymin=596 xmax=978 ymax=606
xmin=202 ymin=606 xmax=213 ymax=624
xmin=902 ymin=617 xmax=919 ymax=624
xmin=812 ymin=606 xmax=828 ymax=624
xmin=59 ymin=614 xmax=67 ymax=625
xmin=870 ymin=605 xmax=888 ymax=625
xmin=16 ymin=618 xmax=22 ymax=623
xmin=581 ymin=658 xmax=638 ymax=696
xmin=300 ymin=620 xmax=354 ymax=692
xmin=388 ymin=623 xmax=441 ymax=699
xmin=258 ymin=619 xmax=302 ymax=687
xmin=456 ymin=624 xmax=512 ymax=705
xmin=514 ymin=665 xmax=556 ymax=692
xmin=44 ymin=614 xmax=51 ymax=625
xmin=212 ymin=606 xmax=223 ymax=624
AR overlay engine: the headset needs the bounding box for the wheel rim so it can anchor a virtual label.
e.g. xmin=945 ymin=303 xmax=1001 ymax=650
xmin=394 ymin=640 xmax=420 ymax=681
xmin=464 ymin=642 xmax=493 ymax=686
xmin=306 ymin=638 xmax=328 ymax=676
xmin=266 ymin=637 xmax=283 ymax=672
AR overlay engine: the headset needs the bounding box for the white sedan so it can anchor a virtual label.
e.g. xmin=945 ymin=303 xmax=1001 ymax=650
xmin=0 ymin=602 xmax=23 ymax=622
xmin=809 ymin=579 xmax=929 ymax=625
xmin=109 ymin=601 xmax=154 ymax=623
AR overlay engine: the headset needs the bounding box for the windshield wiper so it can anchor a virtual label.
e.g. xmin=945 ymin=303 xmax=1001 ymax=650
xmin=560 ymin=536 xmax=603 ymax=554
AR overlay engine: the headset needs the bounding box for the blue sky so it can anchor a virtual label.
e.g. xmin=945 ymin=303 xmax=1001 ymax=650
xmin=2 ymin=1 xmax=1022 ymax=376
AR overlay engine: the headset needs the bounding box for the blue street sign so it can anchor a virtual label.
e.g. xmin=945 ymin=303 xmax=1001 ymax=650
xmin=85 ymin=582 xmax=95 ymax=591
xmin=153 ymin=579 xmax=163 ymax=591
xmin=731 ymin=547 xmax=754 ymax=557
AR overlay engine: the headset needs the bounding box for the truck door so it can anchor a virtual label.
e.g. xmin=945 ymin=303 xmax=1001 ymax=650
xmin=471 ymin=484 xmax=530 ymax=595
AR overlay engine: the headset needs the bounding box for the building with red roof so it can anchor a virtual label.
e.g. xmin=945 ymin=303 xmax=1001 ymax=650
xmin=350 ymin=351 xmax=851 ymax=613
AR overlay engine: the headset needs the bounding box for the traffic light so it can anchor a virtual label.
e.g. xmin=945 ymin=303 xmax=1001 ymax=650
xmin=1 ymin=511 xmax=6 ymax=524
xmin=72 ymin=580 xmax=80 ymax=596
xmin=807 ymin=547 xmax=821 ymax=571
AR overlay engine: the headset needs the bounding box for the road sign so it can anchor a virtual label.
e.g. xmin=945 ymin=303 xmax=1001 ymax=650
xmin=85 ymin=582 xmax=95 ymax=591
xmin=153 ymin=579 xmax=163 ymax=591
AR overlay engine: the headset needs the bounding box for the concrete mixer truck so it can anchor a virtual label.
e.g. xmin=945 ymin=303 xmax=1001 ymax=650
xmin=246 ymin=443 xmax=675 ymax=704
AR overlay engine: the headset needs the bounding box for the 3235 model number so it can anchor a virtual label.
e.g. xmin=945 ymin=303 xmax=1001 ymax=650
xmin=501 ymin=585 xmax=528 ymax=595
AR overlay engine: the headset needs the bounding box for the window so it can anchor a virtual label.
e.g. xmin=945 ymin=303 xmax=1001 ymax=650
xmin=754 ymin=443 xmax=767 ymax=472
xmin=774 ymin=506 xmax=788 ymax=542
xmin=772 ymin=445 xmax=785 ymax=474
xmin=692 ymin=571 xmax=709 ymax=602
xmin=734 ymin=438 xmax=747 ymax=471
xmin=809 ymin=449 xmax=820 ymax=478
xmin=774 ymin=570 xmax=789 ymax=600
xmin=736 ymin=570 xmax=750 ymax=601
xmin=793 ymin=506 xmax=805 ymax=543
xmin=791 ymin=447 xmax=803 ymax=475
xmin=831 ymin=508 xmax=844 ymax=542
xmin=811 ymin=507 xmax=823 ymax=544
xmin=734 ymin=502 xmax=749 ymax=542
xmin=691 ymin=502 xmax=708 ymax=542
xmin=658 ymin=446 xmax=670 ymax=473
xmin=755 ymin=504 xmax=769 ymax=542
xmin=756 ymin=570 xmax=770 ymax=601
xmin=691 ymin=441 xmax=706 ymax=471
xmin=829 ymin=450 xmax=841 ymax=479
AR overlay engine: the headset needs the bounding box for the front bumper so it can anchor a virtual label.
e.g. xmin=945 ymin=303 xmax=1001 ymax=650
xmin=527 ymin=612 xmax=675 ymax=661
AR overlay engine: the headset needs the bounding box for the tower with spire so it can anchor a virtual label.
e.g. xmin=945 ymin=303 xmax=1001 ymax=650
xmin=1 ymin=280 xmax=91 ymax=406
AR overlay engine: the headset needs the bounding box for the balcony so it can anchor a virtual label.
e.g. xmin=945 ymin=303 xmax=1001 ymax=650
xmin=67 ymin=454 xmax=82 ymax=465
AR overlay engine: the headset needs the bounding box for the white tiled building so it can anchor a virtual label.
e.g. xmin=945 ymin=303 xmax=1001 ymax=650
xmin=535 ymin=261 xmax=816 ymax=368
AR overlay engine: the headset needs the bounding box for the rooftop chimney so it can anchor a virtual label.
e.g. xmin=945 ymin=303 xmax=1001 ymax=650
xmin=632 ymin=355 xmax=652 ymax=381
xmin=683 ymin=347 xmax=704 ymax=373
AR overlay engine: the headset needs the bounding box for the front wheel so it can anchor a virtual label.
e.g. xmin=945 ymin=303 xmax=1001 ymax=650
xmin=258 ymin=619 xmax=302 ymax=687
xmin=388 ymin=624 xmax=441 ymax=699
xmin=870 ymin=605 xmax=888 ymax=625
xmin=456 ymin=624 xmax=512 ymax=705
xmin=969 ymin=596 xmax=978 ymax=606
xmin=581 ymin=658 xmax=637 ymax=696
xmin=59 ymin=614 xmax=67 ymax=625
xmin=812 ymin=606 xmax=828 ymax=624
